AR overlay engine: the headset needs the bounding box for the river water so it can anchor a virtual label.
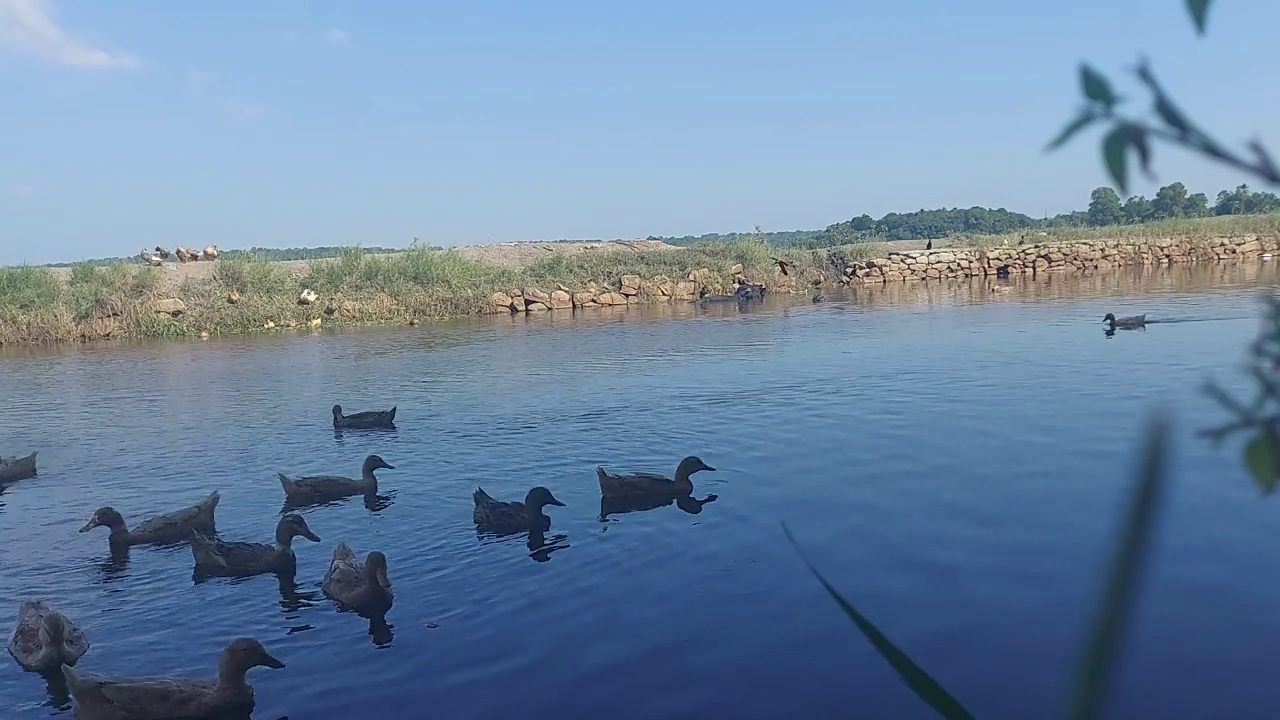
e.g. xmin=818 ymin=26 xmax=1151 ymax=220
xmin=1 ymin=263 xmax=1277 ymax=719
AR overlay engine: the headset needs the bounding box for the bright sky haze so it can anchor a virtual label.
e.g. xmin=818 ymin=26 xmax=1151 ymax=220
xmin=1 ymin=0 xmax=1277 ymax=265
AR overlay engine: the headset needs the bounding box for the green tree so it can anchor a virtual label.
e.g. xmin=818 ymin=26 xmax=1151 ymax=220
xmin=1123 ymin=195 xmax=1153 ymax=224
xmin=1183 ymin=192 xmax=1210 ymax=217
xmin=1151 ymin=182 xmax=1189 ymax=219
xmin=1087 ymin=187 xmax=1124 ymax=226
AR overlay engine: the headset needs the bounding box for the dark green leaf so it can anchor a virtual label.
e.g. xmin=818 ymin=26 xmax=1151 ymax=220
xmin=1046 ymin=111 xmax=1099 ymax=152
xmin=1100 ymin=124 xmax=1131 ymax=194
xmin=1102 ymin=126 xmax=1132 ymax=196
xmin=1079 ymin=65 xmax=1117 ymax=109
xmin=1244 ymin=431 xmax=1279 ymax=494
xmin=782 ymin=523 xmax=978 ymax=720
xmin=1067 ymin=414 xmax=1170 ymax=720
xmin=1186 ymin=0 xmax=1212 ymax=35
xmin=1131 ymin=128 xmax=1154 ymax=180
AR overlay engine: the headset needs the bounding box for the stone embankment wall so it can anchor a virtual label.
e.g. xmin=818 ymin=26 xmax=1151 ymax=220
xmin=489 ymin=237 xmax=1278 ymax=313
xmin=842 ymin=236 xmax=1276 ymax=285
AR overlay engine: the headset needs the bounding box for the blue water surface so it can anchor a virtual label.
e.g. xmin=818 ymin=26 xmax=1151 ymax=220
xmin=1 ymin=262 xmax=1276 ymax=720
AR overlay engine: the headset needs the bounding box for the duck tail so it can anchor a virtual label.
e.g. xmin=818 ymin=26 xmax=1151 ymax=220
xmin=277 ymin=473 xmax=294 ymax=493
xmin=204 ymin=491 xmax=221 ymax=509
xmin=387 ymin=406 xmax=397 ymax=421
xmin=473 ymin=487 xmax=493 ymax=506
xmin=595 ymin=466 xmax=611 ymax=487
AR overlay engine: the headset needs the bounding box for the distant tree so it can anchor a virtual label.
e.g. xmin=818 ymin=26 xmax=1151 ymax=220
xmin=1123 ymin=195 xmax=1154 ymax=224
xmin=1088 ymin=187 xmax=1125 ymax=226
xmin=1151 ymin=182 xmax=1190 ymax=219
xmin=1184 ymin=192 xmax=1211 ymax=217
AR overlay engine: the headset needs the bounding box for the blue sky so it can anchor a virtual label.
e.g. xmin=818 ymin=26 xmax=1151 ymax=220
xmin=0 ymin=0 xmax=1277 ymax=265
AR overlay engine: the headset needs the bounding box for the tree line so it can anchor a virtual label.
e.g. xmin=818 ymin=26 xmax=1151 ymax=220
xmin=660 ymin=182 xmax=1280 ymax=249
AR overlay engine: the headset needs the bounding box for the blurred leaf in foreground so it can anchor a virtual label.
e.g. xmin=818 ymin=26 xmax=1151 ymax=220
xmin=1067 ymin=414 xmax=1170 ymax=720
xmin=782 ymin=523 xmax=978 ymax=720
xmin=1243 ymin=430 xmax=1280 ymax=494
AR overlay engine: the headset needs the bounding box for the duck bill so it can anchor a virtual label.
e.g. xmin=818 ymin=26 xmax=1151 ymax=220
xmin=302 ymin=530 xmax=321 ymax=542
xmin=78 ymin=517 xmax=100 ymax=533
xmin=376 ymin=568 xmax=391 ymax=589
xmin=381 ymin=462 xmax=396 ymax=470
xmin=702 ymin=465 xmax=717 ymax=472
xmin=260 ymin=652 xmax=286 ymax=670
xmin=548 ymin=496 xmax=566 ymax=507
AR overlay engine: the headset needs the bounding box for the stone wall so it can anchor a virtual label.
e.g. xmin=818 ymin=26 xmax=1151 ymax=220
xmin=841 ymin=235 xmax=1276 ymax=285
xmin=489 ymin=237 xmax=1278 ymax=313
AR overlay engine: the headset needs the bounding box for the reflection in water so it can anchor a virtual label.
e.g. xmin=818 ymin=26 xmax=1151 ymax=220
xmin=278 ymin=491 xmax=396 ymax=516
xmin=598 ymin=492 xmax=719 ymax=520
xmin=527 ymin=527 xmax=570 ymax=563
xmin=369 ymin=614 xmax=394 ymax=647
xmin=94 ymin=550 xmax=131 ymax=586
xmin=40 ymin=668 xmax=71 ymax=711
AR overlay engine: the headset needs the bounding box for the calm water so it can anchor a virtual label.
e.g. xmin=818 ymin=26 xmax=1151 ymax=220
xmin=2 ymin=263 xmax=1278 ymax=719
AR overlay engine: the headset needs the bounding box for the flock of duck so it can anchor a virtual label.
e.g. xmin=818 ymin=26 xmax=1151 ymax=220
xmin=4 ymin=403 xmax=719 ymax=719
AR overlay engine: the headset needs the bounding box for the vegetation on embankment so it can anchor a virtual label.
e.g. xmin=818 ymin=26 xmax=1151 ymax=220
xmin=0 ymin=239 xmax=868 ymax=345
xmin=2 ymin=214 xmax=1278 ymax=346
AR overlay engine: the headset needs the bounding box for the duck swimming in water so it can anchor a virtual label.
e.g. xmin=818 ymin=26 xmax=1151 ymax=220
xmin=322 ymin=544 xmax=393 ymax=615
xmin=1103 ymin=312 xmax=1147 ymax=330
xmin=61 ymin=637 xmax=284 ymax=720
xmin=278 ymin=454 xmax=394 ymax=506
xmin=332 ymin=404 xmax=397 ymax=430
xmin=190 ymin=514 xmax=321 ymax=577
xmin=0 ymin=451 xmax=37 ymax=483
xmin=597 ymin=455 xmax=716 ymax=501
xmin=8 ymin=600 xmax=90 ymax=673
xmin=80 ymin=492 xmax=220 ymax=551
xmin=473 ymin=486 xmax=566 ymax=535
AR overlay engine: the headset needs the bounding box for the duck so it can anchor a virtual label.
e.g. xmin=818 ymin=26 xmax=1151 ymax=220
xmin=7 ymin=600 xmax=90 ymax=673
xmin=1103 ymin=312 xmax=1147 ymax=330
xmin=278 ymin=454 xmax=394 ymax=506
xmin=473 ymin=486 xmax=565 ymax=535
xmin=332 ymin=404 xmax=397 ymax=430
xmin=80 ymin=492 xmax=220 ymax=550
xmin=190 ymin=514 xmax=321 ymax=577
xmin=597 ymin=455 xmax=716 ymax=500
xmin=61 ymin=637 xmax=284 ymax=720
xmin=322 ymin=543 xmax=393 ymax=615
xmin=0 ymin=450 xmax=37 ymax=482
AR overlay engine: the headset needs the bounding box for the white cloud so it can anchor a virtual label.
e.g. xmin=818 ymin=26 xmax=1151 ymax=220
xmin=0 ymin=0 xmax=136 ymax=68
xmin=323 ymin=27 xmax=349 ymax=46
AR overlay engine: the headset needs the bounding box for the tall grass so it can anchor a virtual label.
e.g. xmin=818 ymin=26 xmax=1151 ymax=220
xmin=960 ymin=214 xmax=1280 ymax=248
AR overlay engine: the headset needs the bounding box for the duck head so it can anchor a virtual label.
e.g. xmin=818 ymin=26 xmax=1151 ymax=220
xmin=362 ymin=454 xmax=395 ymax=473
xmin=219 ymin=638 xmax=286 ymax=678
xmin=365 ymin=551 xmax=391 ymax=589
xmin=277 ymin=514 xmax=321 ymax=544
xmin=677 ymin=456 xmax=716 ymax=476
xmin=1102 ymin=313 xmax=1117 ymax=324
xmin=332 ymin=404 xmax=344 ymax=419
xmin=525 ymin=486 xmax=566 ymax=511
xmin=41 ymin=612 xmax=67 ymax=643
xmin=79 ymin=507 xmax=125 ymax=533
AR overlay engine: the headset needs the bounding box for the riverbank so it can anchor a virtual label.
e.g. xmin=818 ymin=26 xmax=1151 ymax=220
xmin=2 ymin=215 xmax=1277 ymax=345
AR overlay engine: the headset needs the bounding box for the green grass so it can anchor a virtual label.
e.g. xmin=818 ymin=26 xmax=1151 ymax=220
xmin=955 ymin=214 xmax=1280 ymax=248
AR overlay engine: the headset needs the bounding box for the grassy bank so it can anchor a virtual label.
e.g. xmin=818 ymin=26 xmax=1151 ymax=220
xmin=0 ymin=239 xmax=870 ymax=345
xmin=3 ymin=214 xmax=1277 ymax=346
